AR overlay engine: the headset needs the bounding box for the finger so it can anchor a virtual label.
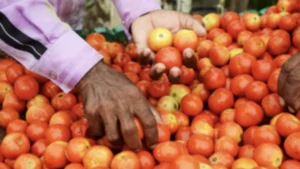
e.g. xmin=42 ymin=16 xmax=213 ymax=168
xmin=134 ymin=99 xmax=159 ymax=149
xmin=118 ymin=109 xmax=141 ymax=150
xmin=85 ymin=111 xmax=104 ymax=138
xmin=168 ymin=66 xmax=181 ymax=84
xmin=138 ymin=48 xmax=155 ymax=65
xmin=100 ymin=107 xmax=123 ymax=146
xmin=148 ymin=104 xmax=163 ymax=124
xmin=281 ymin=53 xmax=300 ymax=74
xmin=278 ymin=69 xmax=287 ymax=97
xmin=183 ymin=48 xmax=197 ymax=68
xmin=178 ymin=12 xmax=207 ymax=36
xmin=150 ymin=63 xmax=166 ymax=80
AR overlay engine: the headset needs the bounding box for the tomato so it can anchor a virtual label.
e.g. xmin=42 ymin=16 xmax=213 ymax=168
xmin=26 ymin=94 xmax=50 ymax=109
xmin=0 ymin=58 xmax=16 ymax=71
xmin=51 ymin=92 xmax=77 ymax=111
xmin=213 ymin=32 xmax=233 ymax=47
xmin=180 ymin=93 xmax=203 ymax=116
xmin=13 ymin=75 xmax=39 ymax=100
xmin=173 ymin=29 xmax=198 ymax=52
xmin=112 ymin=53 xmax=131 ymax=68
xmin=159 ymin=110 xmax=179 ymax=134
xmin=261 ymin=93 xmax=283 ymax=117
xmin=153 ymin=163 xmax=171 ymax=169
xmin=242 ymin=12 xmax=261 ymax=31
xmin=148 ymin=79 xmax=170 ymax=98
xmin=86 ymin=33 xmax=106 ymax=50
xmin=111 ymin=151 xmax=140 ymax=169
xmin=44 ymin=141 xmax=68 ymax=168
xmin=227 ymin=20 xmax=246 ymax=40
xmin=196 ymin=39 xmax=215 ymax=58
xmin=208 ymin=88 xmax=234 ymax=114
xmin=190 ymin=120 xmax=214 ymax=138
xmin=203 ymin=67 xmax=226 ymax=90
xmin=174 ymin=111 xmax=189 ymax=127
xmin=111 ymin=64 xmax=123 ymax=72
xmin=244 ymin=36 xmax=266 ymax=58
xmin=232 ymin=157 xmax=258 ymax=169
xmin=30 ymin=139 xmax=47 ymax=157
xmin=268 ymin=69 xmax=280 ymax=93
xmin=66 ymin=137 xmax=91 ymax=163
xmin=268 ymin=31 xmax=291 ymax=55
xmin=5 ymin=63 xmax=24 ymax=84
xmin=220 ymin=109 xmax=236 ymax=123
xmin=1 ymin=132 xmax=30 ymax=159
xmin=123 ymin=61 xmax=142 ymax=74
xmin=155 ymin=47 xmax=182 ymax=70
xmin=148 ymin=28 xmax=173 ymax=52
xmin=192 ymin=112 xmax=215 ymax=126
xmin=71 ymin=103 xmax=85 ymax=120
xmin=138 ymin=69 xmax=151 ymax=83
xmin=133 ymin=117 xmax=144 ymax=139
xmin=215 ymin=136 xmax=239 ymax=157
xmin=187 ymin=134 xmax=214 ymax=157
xmin=245 ymin=81 xmax=269 ymax=103
xmin=229 ymin=53 xmax=256 ymax=77
xmin=49 ymin=110 xmax=73 ymax=127
xmin=238 ymin=144 xmax=255 ymax=158
xmin=137 ymin=150 xmax=155 ymax=169
xmin=41 ymin=80 xmax=62 ymax=99
xmin=235 ymin=100 xmax=264 ymax=127
xmin=285 ymin=132 xmax=300 ymax=160
xmin=3 ymin=91 xmax=26 ymax=113
xmin=14 ymin=153 xmax=42 ymax=169
xmin=220 ymin=11 xmax=240 ymax=30
xmin=125 ymin=72 xmax=139 ymax=84
xmin=276 ymin=113 xmax=300 ymax=137
xmin=207 ymin=28 xmax=225 ymax=40
xmin=218 ymin=122 xmax=243 ymax=143
xmin=209 ymin=151 xmax=235 ymax=168
xmin=0 ymin=108 xmax=20 ymax=128
xmin=179 ymin=65 xmax=195 ymax=85
xmin=65 ymin=163 xmax=85 ymax=169
xmin=0 ymin=162 xmax=10 ymax=169
xmin=70 ymin=118 xmax=89 ymax=138
xmin=82 ymin=145 xmax=113 ymax=168
xmin=251 ymin=59 xmax=276 ymax=82
xmin=254 ymin=125 xmax=281 ymax=146
xmin=175 ymin=126 xmax=191 ymax=142
xmin=6 ymin=119 xmax=28 ymax=134
xmin=274 ymin=54 xmax=291 ymax=68
xmin=230 ymin=74 xmax=254 ymax=97
xmin=170 ymin=155 xmax=198 ymax=169
xmin=125 ymin=43 xmax=138 ymax=60
xmin=191 ymin=83 xmax=211 ymax=102
xmin=24 ymin=69 xmax=48 ymax=84
xmin=45 ymin=124 xmax=71 ymax=144
xmin=209 ymin=45 xmax=230 ymax=66
xmin=25 ymin=104 xmax=55 ymax=123
xmin=237 ymin=31 xmax=253 ymax=46
xmin=153 ymin=141 xmax=181 ymax=163
xmin=253 ymin=143 xmax=283 ymax=168
xmin=0 ymin=81 xmax=13 ymax=104
xmin=279 ymin=14 xmax=297 ymax=31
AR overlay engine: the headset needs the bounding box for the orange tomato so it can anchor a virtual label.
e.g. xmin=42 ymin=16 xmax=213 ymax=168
xmin=173 ymin=29 xmax=198 ymax=52
xmin=148 ymin=28 xmax=173 ymax=52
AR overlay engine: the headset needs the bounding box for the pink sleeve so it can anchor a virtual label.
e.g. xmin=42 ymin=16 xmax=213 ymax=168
xmin=0 ymin=0 xmax=102 ymax=93
xmin=112 ymin=0 xmax=161 ymax=39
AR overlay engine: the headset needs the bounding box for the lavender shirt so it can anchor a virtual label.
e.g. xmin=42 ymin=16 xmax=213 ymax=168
xmin=0 ymin=0 xmax=161 ymax=92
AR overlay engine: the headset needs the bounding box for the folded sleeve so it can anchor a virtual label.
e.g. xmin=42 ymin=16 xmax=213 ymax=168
xmin=112 ymin=0 xmax=161 ymax=39
xmin=0 ymin=0 xmax=103 ymax=92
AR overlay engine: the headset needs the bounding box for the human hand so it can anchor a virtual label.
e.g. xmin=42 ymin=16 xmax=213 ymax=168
xmin=131 ymin=10 xmax=206 ymax=81
xmin=278 ymin=53 xmax=300 ymax=112
xmin=77 ymin=61 xmax=161 ymax=150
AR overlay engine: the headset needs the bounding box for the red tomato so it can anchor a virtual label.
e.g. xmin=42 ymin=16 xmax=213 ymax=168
xmin=230 ymin=74 xmax=254 ymax=97
xmin=14 ymin=75 xmax=39 ymax=100
xmin=180 ymin=94 xmax=203 ymax=116
xmin=235 ymin=101 xmax=264 ymax=127
xmin=203 ymin=67 xmax=226 ymax=90
xmin=155 ymin=47 xmax=182 ymax=70
xmin=208 ymin=88 xmax=234 ymax=115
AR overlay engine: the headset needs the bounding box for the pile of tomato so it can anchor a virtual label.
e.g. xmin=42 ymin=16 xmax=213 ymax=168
xmin=1 ymin=0 xmax=300 ymax=168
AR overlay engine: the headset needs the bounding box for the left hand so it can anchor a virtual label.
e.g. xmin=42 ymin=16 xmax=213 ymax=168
xmin=278 ymin=53 xmax=300 ymax=112
xmin=131 ymin=10 xmax=206 ymax=80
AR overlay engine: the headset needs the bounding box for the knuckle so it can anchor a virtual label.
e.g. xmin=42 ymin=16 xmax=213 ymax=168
xmin=107 ymin=133 xmax=120 ymax=143
xmin=123 ymin=123 xmax=137 ymax=136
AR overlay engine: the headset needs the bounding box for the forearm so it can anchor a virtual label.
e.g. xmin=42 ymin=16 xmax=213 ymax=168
xmin=0 ymin=0 xmax=102 ymax=92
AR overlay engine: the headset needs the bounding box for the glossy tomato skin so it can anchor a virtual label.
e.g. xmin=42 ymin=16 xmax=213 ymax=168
xmin=235 ymin=101 xmax=264 ymax=127
xmin=203 ymin=67 xmax=226 ymax=90
xmin=14 ymin=75 xmax=39 ymax=100
xmin=1 ymin=132 xmax=30 ymax=159
xmin=51 ymin=92 xmax=77 ymax=111
xmin=155 ymin=47 xmax=182 ymax=70
xmin=187 ymin=134 xmax=214 ymax=157
xmin=170 ymin=155 xmax=199 ymax=169
xmin=148 ymin=79 xmax=170 ymax=98
xmin=153 ymin=141 xmax=181 ymax=163
xmin=180 ymin=94 xmax=203 ymax=116
xmin=137 ymin=150 xmax=156 ymax=169
xmin=229 ymin=53 xmax=256 ymax=77
xmin=208 ymin=88 xmax=234 ymax=114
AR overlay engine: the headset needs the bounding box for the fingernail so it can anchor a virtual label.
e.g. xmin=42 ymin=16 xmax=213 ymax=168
xmin=288 ymin=106 xmax=295 ymax=113
xmin=278 ymin=96 xmax=286 ymax=107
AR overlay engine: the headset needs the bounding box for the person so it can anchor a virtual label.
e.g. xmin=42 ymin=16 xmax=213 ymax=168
xmin=0 ymin=0 xmax=206 ymax=150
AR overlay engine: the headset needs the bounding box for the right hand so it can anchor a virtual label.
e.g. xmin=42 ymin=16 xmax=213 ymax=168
xmin=77 ymin=61 xmax=162 ymax=150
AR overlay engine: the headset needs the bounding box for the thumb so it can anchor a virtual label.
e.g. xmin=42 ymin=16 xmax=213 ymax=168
xmin=178 ymin=13 xmax=207 ymax=36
